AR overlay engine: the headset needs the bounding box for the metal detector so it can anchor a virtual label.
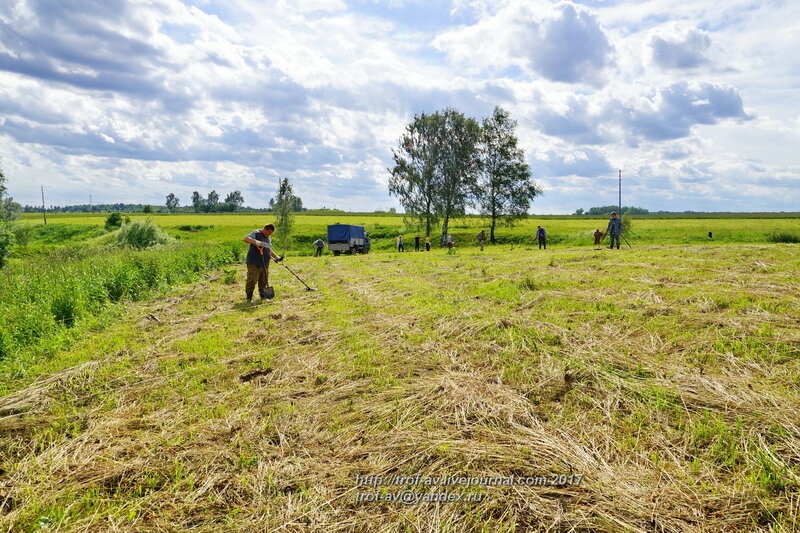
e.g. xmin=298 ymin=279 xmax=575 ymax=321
xmin=278 ymin=262 xmax=317 ymax=292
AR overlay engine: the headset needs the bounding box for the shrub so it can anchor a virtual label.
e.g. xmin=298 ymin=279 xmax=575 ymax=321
xmin=228 ymin=241 xmax=243 ymax=262
xmin=0 ymin=225 xmax=14 ymax=268
xmin=115 ymin=219 xmax=172 ymax=249
xmin=177 ymin=224 xmax=214 ymax=231
xmin=222 ymin=267 xmax=237 ymax=284
xmin=622 ymin=211 xmax=635 ymax=237
xmin=10 ymin=223 xmax=34 ymax=247
xmin=105 ymin=212 xmax=123 ymax=229
xmin=767 ymin=231 xmax=800 ymax=243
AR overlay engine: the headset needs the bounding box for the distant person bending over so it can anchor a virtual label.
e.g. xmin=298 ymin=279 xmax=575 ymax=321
xmin=446 ymin=234 xmax=455 ymax=254
xmin=708 ymin=231 xmax=713 ymax=240
xmin=537 ymin=225 xmax=547 ymax=249
xmin=605 ymin=212 xmax=622 ymax=250
xmin=397 ymin=235 xmax=404 ymax=252
xmin=477 ymin=229 xmax=486 ymax=251
xmin=314 ymin=238 xmax=324 ymax=257
xmin=414 ymin=234 xmax=420 ymax=252
xmin=593 ymin=228 xmax=604 ymax=245
xmin=424 ymin=235 xmax=431 ymax=252
xmin=243 ymin=224 xmax=282 ymax=302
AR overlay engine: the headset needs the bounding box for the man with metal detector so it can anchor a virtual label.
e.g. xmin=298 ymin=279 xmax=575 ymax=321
xmin=536 ymin=226 xmax=547 ymax=250
xmin=604 ymin=212 xmax=623 ymax=250
xmin=243 ymin=224 xmax=283 ymax=302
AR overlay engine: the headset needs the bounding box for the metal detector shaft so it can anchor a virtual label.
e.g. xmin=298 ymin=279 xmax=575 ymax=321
xmin=621 ymin=234 xmax=632 ymax=248
xmin=280 ymin=262 xmax=316 ymax=291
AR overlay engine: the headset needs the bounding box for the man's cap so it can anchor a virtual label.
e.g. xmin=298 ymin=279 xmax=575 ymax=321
xmin=611 ymin=211 xmax=617 ymax=215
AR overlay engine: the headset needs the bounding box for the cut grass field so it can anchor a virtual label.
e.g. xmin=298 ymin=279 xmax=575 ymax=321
xmin=1 ymin=244 xmax=798 ymax=531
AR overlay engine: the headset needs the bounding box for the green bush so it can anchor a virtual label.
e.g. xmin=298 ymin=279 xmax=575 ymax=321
xmin=767 ymin=231 xmax=800 ymax=243
xmin=105 ymin=212 xmax=123 ymax=229
xmin=222 ymin=267 xmax=237 ymax=284
xmin=10 ymin=223 xmax=34 ymax=247
xmin=0 ymin=225 xmax=14 ymax=268
xmin=227 ymin=241 xmax=243 ymax=262
xmin=176 ymin=224 xmax=214 ymax=231
xmin=115 ymin=219 xmax=173 ymax=249
xmin=621 ymin=212 xmax=635 ymax=237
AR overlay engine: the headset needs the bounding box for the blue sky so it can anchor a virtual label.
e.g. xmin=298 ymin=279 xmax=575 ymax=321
xmin=1 ymin=0 xmax=798 ymax=213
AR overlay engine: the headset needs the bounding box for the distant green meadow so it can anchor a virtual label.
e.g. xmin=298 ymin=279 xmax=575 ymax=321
xmin=17 ymin=211 xmax=800 ymax=251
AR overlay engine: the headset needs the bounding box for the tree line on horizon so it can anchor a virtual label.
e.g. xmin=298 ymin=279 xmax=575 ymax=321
xmin=178 ymin=189 xmax=304 ymax=214
xmin=574 ymin=205 xmax=651 ymax=215
xmin=389 ymin=106 xmax=541 ymax=245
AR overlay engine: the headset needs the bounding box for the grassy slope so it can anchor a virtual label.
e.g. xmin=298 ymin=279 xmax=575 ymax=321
xmin=1 ymin=244 xmax=798 ymax=532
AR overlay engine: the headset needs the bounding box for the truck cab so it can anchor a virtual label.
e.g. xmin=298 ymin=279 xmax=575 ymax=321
xmin=327 ymin=224 xmax=371 ymax=255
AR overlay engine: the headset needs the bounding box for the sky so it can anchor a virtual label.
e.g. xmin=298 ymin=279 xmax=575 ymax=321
xmin=1 ymin=0 xmax=798 ymax=214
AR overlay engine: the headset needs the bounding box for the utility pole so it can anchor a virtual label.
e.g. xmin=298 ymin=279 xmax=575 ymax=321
xmin=41 ymin=186 xmax=47 ymax=225
xmin=89 ymin=194 xmax=92 ymax=213
xmin=618 ymin=169 xmax=622 ymax=216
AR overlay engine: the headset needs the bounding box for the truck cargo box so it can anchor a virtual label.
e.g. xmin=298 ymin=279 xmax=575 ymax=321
xmin=327 ymin=224 xmax=370 ymax=254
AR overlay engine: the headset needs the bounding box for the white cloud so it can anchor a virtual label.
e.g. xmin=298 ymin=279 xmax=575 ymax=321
xmin=647 ymin=24 xmax=711 ymax=69
xmin=433 ymin=1 xmax=613 ymax=85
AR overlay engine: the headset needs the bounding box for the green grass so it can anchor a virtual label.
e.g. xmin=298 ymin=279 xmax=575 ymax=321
xmin=17 ymin=211 xmax=800 ymax=252
xmin=0 ymin=243 xmax=238 ymax=387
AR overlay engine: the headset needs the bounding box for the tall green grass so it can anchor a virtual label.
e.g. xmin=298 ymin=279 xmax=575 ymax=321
xmin=0 ymin=242 xmax=239 ymax=368
xmin=767 ymin=231 xmax=800 ymax=243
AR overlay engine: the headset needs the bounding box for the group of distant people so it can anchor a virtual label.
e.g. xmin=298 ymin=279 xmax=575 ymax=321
xmin=245 ymin=213 xmax=627 ymax=301
xmin=516 ymin=212 xmax=626 ymax=250
xmin=311 ymin=212 xmax=627 ymax=258
xmin=528 ymin=211 xmax=625 ymax=251
xmin=396 ymin=234 xmax=433 ymax=252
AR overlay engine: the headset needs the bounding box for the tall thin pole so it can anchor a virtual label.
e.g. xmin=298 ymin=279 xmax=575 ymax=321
xmin=618 ymin=169 xmax=622 ymax=215
xmin=41 ymin=186 xmax=47 ymax=225
xmin=89 ymin=194 xmax=92 ymax=213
